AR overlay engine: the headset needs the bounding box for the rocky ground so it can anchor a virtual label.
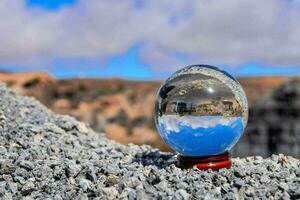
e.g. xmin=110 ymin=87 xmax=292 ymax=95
xmin=0 ymin=85 xmax=299 ymax=199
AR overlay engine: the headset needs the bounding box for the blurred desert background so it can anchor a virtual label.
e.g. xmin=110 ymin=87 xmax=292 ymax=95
xmin=1 ymin=71 xmax=299 ymax=158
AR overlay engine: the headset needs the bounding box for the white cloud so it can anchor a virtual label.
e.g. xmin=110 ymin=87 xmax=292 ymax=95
xmin=158 ymin=115 xmax=242 ymax=134
xmin=0 ymin=0 xmax=300 ymax=73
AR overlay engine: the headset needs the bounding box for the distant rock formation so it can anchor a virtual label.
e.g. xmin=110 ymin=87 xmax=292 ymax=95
xmin=0 ymin=72 xmax=54 ymax=105
xmin=233 ymin=78 xmax=300 ymax=157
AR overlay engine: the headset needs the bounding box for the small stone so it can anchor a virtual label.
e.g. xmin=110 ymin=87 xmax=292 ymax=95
xmin=174 ymin=189 xmax=190 ymax=200
xmin=177 ymin=182 xmax=189 ymax=189
xmin=253 ymin=156 xmax=263 ymax=165
xmin=291 ymin=188 xmax=300 ymax=199
xmin=142 ymin=166 xmax=152 ymax=177
xmin=279 ymin=182 xmax=289 ymax=191
xmin=53 ymin=166 xmax=64 ymax=179
xmin=66 ymin=161 xmax=82 ymax=178
xmin=271 ymin=154 xmax=279 ymax=162
xmin=77 ymin=122 xmax=89 ymax=134
xmin=0 ymin=160 xmax=15 ymax=174
xmin=0 ymin=146 xmax=7 ymax=155
xmin=79 ymin=179 xmax=91 ymax=192
xmin=54 ymin=194 xmax=63 ymax=200
xmin=106 ymin=162 xmax=120 ymax=175
xmin=106 ymin=175 xmax=119 ymax=187
xmin=0 ymin=181 xmax=6 ymax=191
xmin=136 ymin=189 xmax=148 ymax=200
xmin=102 ymin=187 xmax=119 ymax=200
xmin=2 ymin=174 xmax=12 ymax=181
xmin=18 ymin=160 xmax=35 ymax=171
xmin=69 ymin=177 xmax=76 ymax=185
xmin=13 ymin=176 xmax=26 ymax=185
xmin=156 ymin=181 xmax=168 ymax=191
xmin=260 ymin=175 xmax=269 ymax=183
xmin=233 ymin=178 xmax=245 ymax=188
xmin=128 ymin=188 xmax=137 ymax=200
xmin=85 ymin=166 xmax=97 ymax=182
xmin=234 ymin=169 xmax=246 ymax=177
xmin=7 ymin=181 xmax=18 ymax=194
xmin=21 ymin=181 xmax=35 ymax=195
xmin=48 ymin=159 xmax=61 ymax=168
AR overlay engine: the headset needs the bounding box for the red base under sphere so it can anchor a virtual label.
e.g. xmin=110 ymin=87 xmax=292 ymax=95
xmin=177 ymin=152 xmax=232 ymax=170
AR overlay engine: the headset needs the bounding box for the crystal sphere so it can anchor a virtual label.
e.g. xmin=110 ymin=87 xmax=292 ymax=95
xmin=154 ymin=65 xmax=248 ymax=157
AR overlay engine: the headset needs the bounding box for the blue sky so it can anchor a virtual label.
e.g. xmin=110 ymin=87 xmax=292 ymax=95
xmin=27 ymin=0 xmax=76 ymax=10
xmin=0 ymin=0 xmax=299 ymax=79
xmin=52 ymin=45 xmax=153 ymax=79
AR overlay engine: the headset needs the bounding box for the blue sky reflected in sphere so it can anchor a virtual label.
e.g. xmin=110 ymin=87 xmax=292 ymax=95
xmin=158 ymin=115 xmax=243 ymax=156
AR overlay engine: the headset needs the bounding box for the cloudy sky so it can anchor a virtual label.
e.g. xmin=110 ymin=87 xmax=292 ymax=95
xmin=0 ymin=0 xmax=300 ymax=79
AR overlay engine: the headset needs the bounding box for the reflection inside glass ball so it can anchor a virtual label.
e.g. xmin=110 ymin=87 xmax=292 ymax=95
xmin=154 ymin=65 xmax=248 ymax=157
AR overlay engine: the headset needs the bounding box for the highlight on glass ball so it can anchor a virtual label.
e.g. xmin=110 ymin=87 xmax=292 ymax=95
xmin=154 ymin=64 xmax=248 ymax=170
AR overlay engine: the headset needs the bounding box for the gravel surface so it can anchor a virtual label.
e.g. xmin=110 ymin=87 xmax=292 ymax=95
xmin=0 ymin=85 xmax=299 ymax=200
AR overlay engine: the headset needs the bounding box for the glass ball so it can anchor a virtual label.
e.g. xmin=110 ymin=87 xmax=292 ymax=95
xmin=154 ymin=65 xmax=248 ymax=157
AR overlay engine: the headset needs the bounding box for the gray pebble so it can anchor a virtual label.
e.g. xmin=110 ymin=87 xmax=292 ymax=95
xmin=233 ymin=178 xmax=245 ymax=188
xmin=7 ymin=181 xmax=18 ymax=194
xmin=102 ymin=187 xmax=119 ymax=200
xmin=0 ymin=160 xmax=15 ymax=174
xmin=127 ymin=188 xmax=137 ymax=200
xmin=79 ymin=179 xmax=91 ymax=192
xmin=260 ymin=175 xmax=269 ymax=183
xmin=174 ymin=189 xmax=190 ymax=200
xmin=66 ymin=161 xmax=82 ymax=178
xmin=21 ymin=181 xmax=35 ymax=195
xmin=18 ymin=160 xmax=35 ymax=171
xmin=279 ymin=182 xmax=289 ymax=191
